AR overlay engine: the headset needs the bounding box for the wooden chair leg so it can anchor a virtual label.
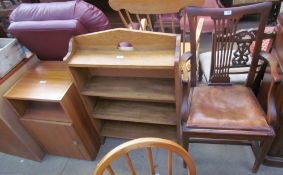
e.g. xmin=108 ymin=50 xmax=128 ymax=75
xmin=198 ymin=64 xmax=203 ymax=82
xmin=252 ymin=137 xmax=273 ymax=173
xmin=182 ymin=135 xmax=189 ymax=168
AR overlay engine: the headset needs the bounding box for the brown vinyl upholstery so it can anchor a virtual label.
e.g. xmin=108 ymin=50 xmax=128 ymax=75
xmin=187 ymin=85 xmax=270 ymax=131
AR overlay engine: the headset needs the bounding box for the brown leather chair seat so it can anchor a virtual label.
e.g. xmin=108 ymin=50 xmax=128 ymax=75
xmin=187 ymin=85 xmax=270 ymax=131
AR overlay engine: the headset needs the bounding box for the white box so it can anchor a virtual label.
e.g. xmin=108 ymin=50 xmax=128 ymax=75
xmin=0 ymin=38 xmax=26 ymax=78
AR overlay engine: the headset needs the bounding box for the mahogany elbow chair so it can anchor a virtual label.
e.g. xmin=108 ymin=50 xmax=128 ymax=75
xmin=93 ymin=138 xmax=196 ymax=175
xmin=181 ymin=2 xmax=281 ymax=173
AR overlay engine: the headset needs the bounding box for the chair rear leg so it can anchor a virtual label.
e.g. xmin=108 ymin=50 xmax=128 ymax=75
xmin=252 ymin=137 xmax=273 ymax=173
xmin=198 ymin=63 xmax=203 ymax=82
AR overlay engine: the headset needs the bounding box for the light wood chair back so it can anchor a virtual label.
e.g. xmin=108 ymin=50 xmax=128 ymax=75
xmin=187 ymin=2 xmax=273 ymax=86
xmin=93 ymin=138 xmax=196 ymax=175
xmin=109 ymin=0 xmax=204 ymax=82
xmin=109 ymin=0 xmax=204 ymax=32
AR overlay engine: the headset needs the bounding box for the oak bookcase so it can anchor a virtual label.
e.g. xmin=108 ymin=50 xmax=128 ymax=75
xmin=65 ymin=28 xmax=182 ymax=141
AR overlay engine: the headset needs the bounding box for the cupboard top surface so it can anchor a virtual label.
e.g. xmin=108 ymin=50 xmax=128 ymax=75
xmin=4 ymin=61 xmax=72 ymax=101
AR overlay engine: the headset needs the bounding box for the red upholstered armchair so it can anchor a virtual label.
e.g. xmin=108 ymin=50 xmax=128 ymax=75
xmin=8 ymin=0 xmax=110 ymax=60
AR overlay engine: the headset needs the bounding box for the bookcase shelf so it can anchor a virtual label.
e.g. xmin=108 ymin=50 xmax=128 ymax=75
xmin=100 ymin=121 xmax=176 ymax=141
xmin=65 ymin=29 xmax=182 ymax=141
xmin=82 ymin=77 xmax=175 ymax=102
xmin=22 ymin=101 xmax=70 ymax=123
xmin=93 ymin=99 xmax=176 ymax=125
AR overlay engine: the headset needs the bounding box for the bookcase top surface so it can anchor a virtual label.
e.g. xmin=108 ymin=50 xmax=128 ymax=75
xmin=68 ymin=49 xmax=176 ymax=68
xmin=65 ymin=28 xmax=180 ymax=69
xmin=4 ymin=61 xmax=72 ymax=101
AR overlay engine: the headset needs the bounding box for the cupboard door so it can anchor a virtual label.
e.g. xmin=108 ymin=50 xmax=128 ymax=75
xmin=21 ymin=119 xmax=88 ymax=159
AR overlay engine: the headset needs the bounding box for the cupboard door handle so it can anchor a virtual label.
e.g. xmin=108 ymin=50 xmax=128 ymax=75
xmin=72 ymin=140 xmax=80 ymax=145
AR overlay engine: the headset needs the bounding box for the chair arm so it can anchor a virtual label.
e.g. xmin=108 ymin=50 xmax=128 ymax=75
xmin=181 ymin=51 xmax=192 ymax=83
xmin=259 ymin=51 xmax=281 ymax=129
xmin=259 ymin=51 xmax=281 ymax=83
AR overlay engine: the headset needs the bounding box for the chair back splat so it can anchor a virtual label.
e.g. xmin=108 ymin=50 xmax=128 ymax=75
xmin=187 ymin=2 xmax=272 ymax=86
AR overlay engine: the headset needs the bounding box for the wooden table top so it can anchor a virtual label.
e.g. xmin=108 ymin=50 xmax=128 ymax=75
xmin=4 ymin=61 xmax=72 ymax=102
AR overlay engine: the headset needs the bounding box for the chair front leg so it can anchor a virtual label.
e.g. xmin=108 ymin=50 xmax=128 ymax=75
xmin=182 ymin=132 xmax=190 ymax=168
xmin=252 ymin=136 xmax=274 ymax=173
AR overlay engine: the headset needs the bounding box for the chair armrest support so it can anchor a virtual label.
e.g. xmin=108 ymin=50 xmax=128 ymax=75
xmin=181 ymin=51 xmax=192 ymax=83
xmin=259 ymin=51 xmax=281 ymax=83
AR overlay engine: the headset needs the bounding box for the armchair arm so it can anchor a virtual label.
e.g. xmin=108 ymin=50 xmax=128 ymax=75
xmin=259 ymin=51 xmax=281 ymax=83
xmin=259 ymin=51 xmax=281 ymax=129
xmin=181 ymin=51 xmax=192 ymax=83
xmin=180 ymin=52 xmax=193 ymax=122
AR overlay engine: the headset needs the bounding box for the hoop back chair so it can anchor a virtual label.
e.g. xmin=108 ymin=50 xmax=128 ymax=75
xmin=182 ymin=2 xmax=281 ymax=172
xmin=93 ymin=138 xmax=196 ymax=175
xmin=109 ymin=0 xmax=204 ymax=54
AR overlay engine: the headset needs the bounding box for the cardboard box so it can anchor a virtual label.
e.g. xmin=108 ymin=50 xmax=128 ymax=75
xmin=0 ymin=38 xmax=26 ymax=78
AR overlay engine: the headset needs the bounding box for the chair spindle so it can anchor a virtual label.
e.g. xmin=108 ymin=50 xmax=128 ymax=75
xmin=124 ymin=153 xmax=137 ymax=175
xmin=146 ymin=15 xmax=154 ymax=31
xmin=125 ymin=10 xmax=134 ymax=28
xmin=168 ymin=150 xmax=172 ymax=175
xmin=182 ymin=11 xmax=187 ymax=53
xmin=171 ymin=14 xmax=175 ymax=34
xmin=118 ymin=10 xmax=128 ymax=28
xmin=159 ymin=14 xmax=165 ymax=32
xmin=106 ymin=165 xmax=116 ymax=175
xmin=147 ymin=147 xmax=155 ymax=175
xmin=136 ymin=14 xmax=142 ymax=29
